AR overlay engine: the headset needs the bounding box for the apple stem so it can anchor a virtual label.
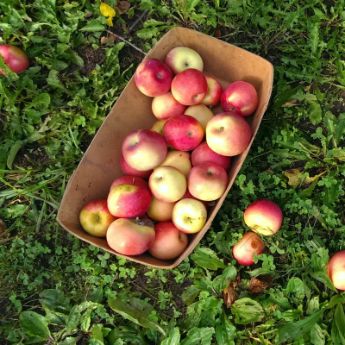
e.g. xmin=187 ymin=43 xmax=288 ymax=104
xmin=106 ymin=30 xmax=146 ymax=56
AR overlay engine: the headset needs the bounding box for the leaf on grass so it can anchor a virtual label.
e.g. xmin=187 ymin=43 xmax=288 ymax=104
xmin=309 ymin=100 xmax=322 ymax=125
xmin=117 ymin=1 xmax=130 ymax=14
xmin=215 ymin=313 xmax=236 ymax=345
xmin=231 ymin=298 xmax=264 ymax=325
xmin=19 ymin=311 xmax=50 ymax=343
xmin=181 ymin=327 xmax=215 ymax=345
xmin=100 ymin=2 xmax=116 ymax=26
xmin=223 ymin=278 xmax=239 ymax=308
xmin=283 ymin=168 xmax=325 ymax=188
xmin=332 ymin=304 xmax=345 ymax=344
xmin=161 ymin=327 xmax=180 ymax=345
xmin=191 ymin=247 xmax=225 ymax=270
xmin=310 ymin=323 xmax=325 ymax=345
xmin=80 ymin=20 xmax=106 ymax=32
xmin=212 ymin=266 xmax=237 ymax=293
xmin=39 ymin=289 xmax=70 ymax=313
xmin=7 ymin=140 xmax=24 ymax=169
xmin=249 ymin=276 xmax=271 ymax=294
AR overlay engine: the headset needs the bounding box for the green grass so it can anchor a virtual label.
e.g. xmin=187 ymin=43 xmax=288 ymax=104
xmin=1 ymin=0 xmax=345 ymax=344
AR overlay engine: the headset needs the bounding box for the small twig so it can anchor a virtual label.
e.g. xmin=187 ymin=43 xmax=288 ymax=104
xmin=106 ymin=30 xmax=146 ymax=56
xmin=128 ymin=10 xmax=148 ymax=33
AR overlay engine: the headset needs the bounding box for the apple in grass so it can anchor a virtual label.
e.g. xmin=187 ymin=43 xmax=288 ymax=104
xmin=188 ymin=163 xmax=228 ymax=201
xmin=149 ymin=166 xmax=187 ymax=203
xmin=119 ymin=153 xmax=151 ymax=178
xmin=163 ymin=114 xmax=204 ymax=151
xmin=107 ymin=218 xmax=155 ymax=256
xmin=244 ymin=199 xmax=283 ymax=236
xmin=172 ymin=198 xmax=207 ymax=234
xmin=191 ymin=142 xmax=231 ymax=170
xmin=232 ymin=232 xmax=265 ymax=266
xmin=152 ymin=92 xmax=186 ymax=120
xmin=206 ymin=112 xmax=252 ymax=156
xmin=171 ymin=69 xmax=208 ymax=106
xmin=122 ymin=129 xmax=167 ymax=171
xmin=184 ymin=104 xmax=213 ymax=130
xmin=221 ymin=81 xmax=258 ymax=116
xmin=147 ymin=197 xmax=175 ymax=222
xmin=328 ymin=251 xmax=345 ymax=290
xmin=165 ymin=46 xmax=203 ymax=74
xmin=151 ymin=119 xmax=167 ymax=135
xmin=161 ymin=150 xmax=192 ymax=176
xmin=0 ymin=45 xmax=29 ymax=74
xmin=79 ymin=199 xmax=115 ymax=237
xmin=107 ymin=176 xmax=151 ymax=218
xmin=202 ymin=75 xmax=222 ymax=106
xmin=149 ymin=222 xmax=188 ymax=260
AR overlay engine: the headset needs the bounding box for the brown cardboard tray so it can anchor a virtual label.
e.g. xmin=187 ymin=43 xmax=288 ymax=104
xmin=57 ymin=27 xmax=274 ymax=269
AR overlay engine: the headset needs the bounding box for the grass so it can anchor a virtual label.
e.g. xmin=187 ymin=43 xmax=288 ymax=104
xmin=0 ymin=0 xmax=345 ymax=344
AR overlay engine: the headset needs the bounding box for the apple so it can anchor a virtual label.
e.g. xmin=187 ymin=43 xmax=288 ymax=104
xmin=151 ymin=119 xmax=167 ymax=135
xmin=149 ymin=166 xmax=187 ymax=203
xmin=202 ymin=75 xmax=222 ymax=106
xmin=149 ymin=222 xmax=188 ymax=260
xmin=243 ymin=199 xmax=283 ymax=236
xmin=328 ymin=251 xmax=345 ymax=290
xmin=165 ymin=46 xmax=203 ymax=74
xmin=79 ymin=199 xmax=114 ymax=237
xmin=163 ymin=114 xmax=204 ymax=151
xmin=161 ymin=150 xmax=191 ymax=176
xmin=122 ymin=129 xmax=167 ymax=171
xmin=191 ymin=142 xmax=231 ymax=170
xmin=206 ymin=112 xmax=252 ymax=156
xmin=134 ymin=58 xmax=173 ymax=97
xmin=188 ymin=163 xmax=228 ymax=201
xmin=147 ymin=197 xmax=175 ymax=222
xmin=171 ymin=69 xmax=208 ymax=106
xmin=0 ymin=45 xmax=29 ymax=74
xmin=172 ymin=198 xmax=207 ymax=234
xmin=152 ymin=92 xmax=186 ymax=120
xmin=221 ymin=80 xmax=258 ymax=116
xmin=232 ymin=232 xmax=264 ymax=266
xmin=184 ymin=104 xmax=213 ymax=129
xmin=119 ymin=153 xmax=151 ymax=178
xmin=107 ymin=218 xmax=155 ymax=256
xmin=107 ymin=176 xmax=151 ymax=218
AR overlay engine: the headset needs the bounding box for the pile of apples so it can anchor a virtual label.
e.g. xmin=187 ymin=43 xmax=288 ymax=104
xmin=79 ymin=46 xmax=259 ymax=261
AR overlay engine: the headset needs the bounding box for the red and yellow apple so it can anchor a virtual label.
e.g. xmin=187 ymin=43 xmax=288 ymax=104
xmin=171 ymin=69 xmax=208 ymax=105
xmin=134 ymin=58 xmax=173 ymax=97
xmin=152 ymin=92 xmax=186 ymax=120
xmin=79 ymin=199 xmax=114 ymax=237
xmin=232 ymin=232 xmax=264 ymax=266
xmin=184 ymin=104 xmax=213 ymax=129
xmin=202 ymin=75 xmax=222 ymax=106
xmin=122 ymin=129 xmax=167 ymax=171
xmin=149 ymin=222 xmax=188 ymax=260
xmin=147 ymin=197 xmax=175 ymax=222
xmin=161 ymin=150 xmax=192 ymax=176
xmin=119 ymin=153 xmax=151 ymax=178
xmin=151 ymin=119 xmax=167 ymax=135
xmin=107 ymin=218 xmax=155 ymax=256
xmin=328 ymin=251 xmax=345 ymax=290
xmin=0 ymin=44 xmax=29 ymax=74
xmin=165 ymin=46 xmax=203 ymax=74
xmin=163 ymin=114 xmax=204 ymax=151
xmin=206 ymin=112 xmax=252 ymax=156
xmin=243 ymin=199 xmax=283 ymax=236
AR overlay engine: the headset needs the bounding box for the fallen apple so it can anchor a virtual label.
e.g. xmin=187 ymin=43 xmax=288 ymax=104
xmin=232 ymin=232 xmax=264 ymax=266
xmin=0 ymin=44 xmax=29 ymax=74
xmin=328 ymin=251 xmax=345 ymax=290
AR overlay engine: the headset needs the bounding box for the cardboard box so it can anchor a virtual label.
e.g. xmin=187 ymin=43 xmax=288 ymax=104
xmin=57 ymin=27 xmax=274 ymax=269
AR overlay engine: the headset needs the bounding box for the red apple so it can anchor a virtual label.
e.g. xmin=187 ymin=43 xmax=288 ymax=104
xmin=244 ymin=199 xmax=283 ymax=236
xmin=107 ymin=218 xmax=155 ymax=256
xmin=122 ymin=129 xmax=167 ymax=171
xmin=328 ymin=251 xmax=345 ymax=290
xmin=79 ymin=199 xmax=115 ymax=237
xmin=149 ymin=222 xmax=188 ymax=260
xmin=107 ymin=176 xmax=151 ymax=218
xmin=171 ymin=69 xmax=208 ymax=106
xmin=152 ymin=92 xmax=186 ymax=120
xmin=0 ymin=45 xmax=29 ymax=74
xmin=202 ymin=75 xmax=222 ymax=106
xmin=188 ymin=163 xmax=228 ymax=201
xmin=232 ymin=232 xmax=264 ymax=266
xmin=221 ymin=81 xmax=258 ymax=116
xmin=191 ymin=142 xmax=231 ymax=170
xmin=184 ymin=104 xmax=213 ymax=130
xmin=119 ymin=153 xmax=151 ymax=178
xmin=165 ymin=46 xmax=204 ymax=74
xmin=147 ymin=197 xmax=175 ymax=222
xmin=134 ymin=58 xmax=173 ymax=97
xmin=163 ymin=114 xmax=204 ymax=151
xmin=206 ymin=112 xmax=252 ymax=156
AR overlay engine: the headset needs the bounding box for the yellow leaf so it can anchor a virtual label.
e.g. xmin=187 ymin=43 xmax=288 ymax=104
xmin=100 ymin=2 xmax=116 ymax=26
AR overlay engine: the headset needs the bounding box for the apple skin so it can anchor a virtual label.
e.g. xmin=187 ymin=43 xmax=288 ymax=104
xmin=206 ymin=112 xmax=252 ymax=156
xmin=107 ymin=176 xmax=152 ymax=218
xmin=134 ymin=58 xmax=173 ymax=97
xmin=0 ymin=45 xmax=29 ymax=74
xmin=152 ymin=92 xmax=186 ymax=120
xmin=244 ymin=199 xmax=283 ymax=236
xmin=149 ymin=166 xmax=187 ymax=203
xmin=188 ymin=163 xmax=228 ymax=201
xmin=184 ymin=104 xmax=213 ymax=130
xmin=107 ymin=218 xmax=155 ymax=256
xmin=147 ymin=197 xmax=175 ymax=222
xmin=165 ymin=46 xmax=203 ymax=74
xmin=151 ymin=119 xmax=167 ymax=135
xmin=232 ymin=232 xmax=265 ymax=266
xmin=149 ymin=222 xmax=188 ymax=260
xmin=328 ymin=251 xmax=345 ymax=290
xmin=191 ymin=142 xmax=231 ymax=170
xmin=172 ymin=198 xmax=207 ymax=234
xmin=163 ymin=114 xmax=204 ymax=151
xmin=119 ymin=153 xmax=151 ymax=178
xmin=161 ymin=150 xmax=191 ymax=176
xmin=171 ymin=69 xmax=208 ymax=106
xmin=202 ymin=75 xmax=222 ymax=106
xmin=122 ymin=129 xmax=168 ymax=171
xmin=221 ymin=81 xmax=258 ymax=116
xmin=79 ymin=199 xmax=115 ymax=237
